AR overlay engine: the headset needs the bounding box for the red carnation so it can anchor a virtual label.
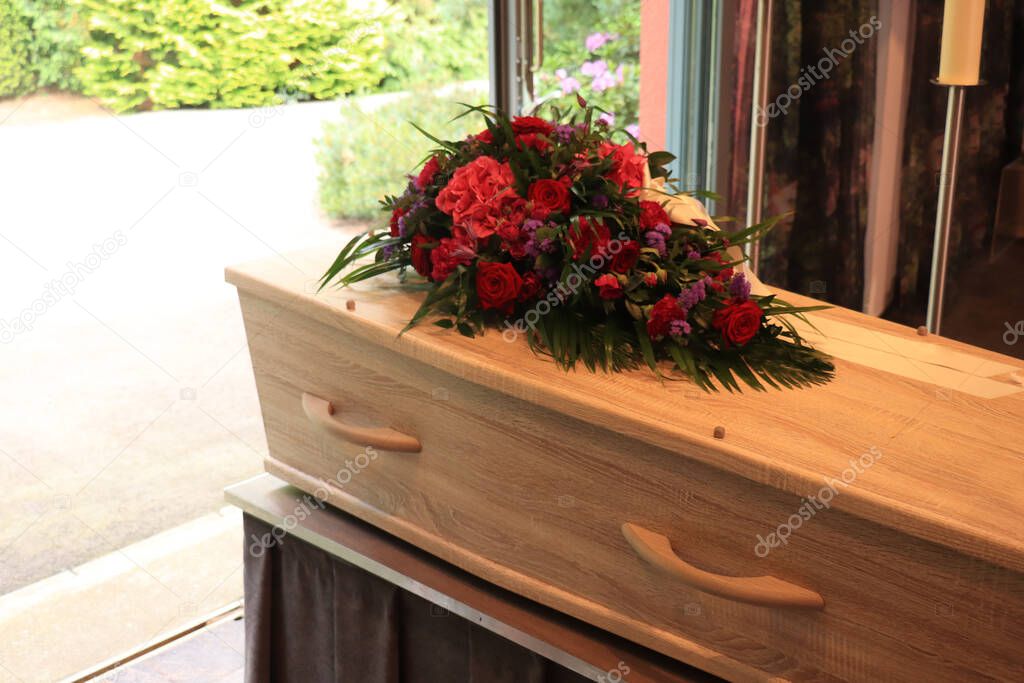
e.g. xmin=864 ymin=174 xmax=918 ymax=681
xmin=511 ymin=116 xmax=555 ymax=135
xmin=528 ymin=178 xmax=570 ymax=219
xmin=598 ymin=142 xmax=646 ymax=195
xmin=646 ymin=294 xmax=687 ymax=339
xmin=430 ymin=235 xmax=476 ymax=282
xmin=415 ymin=155 xmax=441 ymax=191
xmin=610 ymin=240 xmax=640 ymax=273
xmin=410 ymin=234 xmax=433 ymax=278
xmin=712 ymin=299 xmax=763 ymax=347
xmin=569 ymin=217 xmax=611 ymax=261
xmin=389 ymin=207 xmax=406 ymax=237
xmin=638 ymin=200 xmax=670 ymax=229
xmin=475 ymin=262 xmax=523 ymax=315
xmin=594 ymin=274 xmax=623 ymax=300
xmin=704 ymin=252 xmax=734 ymax=293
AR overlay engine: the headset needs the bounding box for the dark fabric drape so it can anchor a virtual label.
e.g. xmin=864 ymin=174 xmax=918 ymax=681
xmin=727 ymin=0 xmax=878 ymax=309
xmin=243 ymin=515 xmax=591 ymax=683
xmin=893 ymin=0 xmax=1024 ymax=311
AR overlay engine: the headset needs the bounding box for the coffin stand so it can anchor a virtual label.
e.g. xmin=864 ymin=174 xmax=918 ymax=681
xmin=228 ymin=247 xmax=1024 ymax=683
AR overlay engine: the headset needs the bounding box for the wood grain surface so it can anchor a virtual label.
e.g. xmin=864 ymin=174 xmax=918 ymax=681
xmin=229 ymin=246 xmax=1024 ymax=681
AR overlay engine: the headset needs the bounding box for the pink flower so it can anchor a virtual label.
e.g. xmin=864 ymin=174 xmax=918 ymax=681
xmin=580 ymin=60 xmax=607 ymax=77
xmin=585 ymin=32 xmax=613 ymax=53
xmin=555 ymin=69 xmax=580 ymax=94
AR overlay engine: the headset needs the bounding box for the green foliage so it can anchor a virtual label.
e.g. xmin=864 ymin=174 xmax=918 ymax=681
xmin=378 ymin=0 xmax=489 ymax=90
xmin=71 ymin=0 xmax=391 ymax=112
xmin=0 ymin=0 xmax=34 ymax=97
xmin=19 ymin=0 xmax=86 ymax=91
xmin=316 ymin=87 xmax=487 ymax=219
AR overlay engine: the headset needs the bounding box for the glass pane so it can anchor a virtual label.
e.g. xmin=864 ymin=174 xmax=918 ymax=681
xmin=528 ymin=0 xmax=641 ymax=139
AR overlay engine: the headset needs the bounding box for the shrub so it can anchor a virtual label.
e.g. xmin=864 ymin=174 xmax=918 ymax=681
xmin=317 ymin=87 xmax=487 ymax=219
xmin=0 ymin=0 xmax=34 ymax=97
xmin=379 ymin=0 xmax=489 ymax=91
xmin=72 ymin=0 xmax=390 ymax=112
xmin=20 ymin=0 xmax=86 ymax=92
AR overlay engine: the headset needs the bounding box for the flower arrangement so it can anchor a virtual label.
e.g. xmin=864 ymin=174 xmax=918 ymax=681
xmin=320 ymin=102 xmax=834 ymax=391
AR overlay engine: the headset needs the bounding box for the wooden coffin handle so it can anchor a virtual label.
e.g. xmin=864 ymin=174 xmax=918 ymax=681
xmin=621 ymin=523 xmax=824 ymax=610
xmin=301 ymin=392 xmax=421 ymax=453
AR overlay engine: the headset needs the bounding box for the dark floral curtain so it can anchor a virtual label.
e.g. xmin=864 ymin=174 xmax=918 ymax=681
xmin=726 ymin=0 xmax=1024 ymax=315
xmin=893 ymin=0 xmax=1024 ymax=313
xmin=727 ymin=0 xmax=878 ymax=310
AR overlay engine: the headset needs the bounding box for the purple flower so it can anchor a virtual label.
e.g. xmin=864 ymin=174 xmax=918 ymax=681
xmin=553 ymin=123 xmax=575 ymax=142
xmin=668 ymin=319 xmax=692 ymax=337
xmin=591 ymin=193 xmax=609 ymax=209
xmin=686 ymin=249 xmax=701 ymax=260
xmin=625 ymin=123 xmax=640 ymax=139
xmin=615 ymin=64 xmax=624 ymax=84
xmin=597 ymin=112 xmax=615 ymax=127
xmin=585 ymin=32 xmax=612 ymax=53
xmin=729 ymin=273 xmax=752 ymax=300
xmin=645 ymin=230 xmax=667 ymax=257
xmin=580 ymin=60 xmax=607 ymax=77
xmin=678 ymin=279 xmax=708 ymax=312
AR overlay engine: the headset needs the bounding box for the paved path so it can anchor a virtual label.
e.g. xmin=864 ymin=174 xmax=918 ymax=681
xmin=0 ymin=97 xmax=367 ymax=596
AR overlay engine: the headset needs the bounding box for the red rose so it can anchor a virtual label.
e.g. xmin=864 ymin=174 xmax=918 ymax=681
xmin=435 ymin=156 xmax=518 ymax=239
xmin=410 ymin=234 xmax=433 ymax=278
xmin=517 ymin=272 xmax=542 ymax=302
xmin=646 ymin=294 xmax=687 ymax=339
xmin=475 ymin=262 xmax=523 ymax=315
xmin=430 ymin=235 xmax=476 ymax=282
xmin=415 ymin=155 xmax=441 ymax=190
xmin=511 ymin=116 xmax=555 ymax=135
xmin=389 ymin=207 xmax=406 ymax=237
xmin=610 ymin=240 xmax=639 ymax=273
xmin=527 ymin=178 xmax=570 ymax=218
xmin=643 ymin=272 xmax=658 ymax=287
xmin=569 ymin=217 xmax=611 ymax=261
xmin=638 ymin=200 xmax=670 ymax=229
xmin=598 ymin=142 xmax=646 ymax=195
xmin=594 ymin=274 xmax=623 ymax=300
xmin=476 ymin=129 xmax=494 ymax=144
xmin=712 ymin=299 xmax=763 ymax=347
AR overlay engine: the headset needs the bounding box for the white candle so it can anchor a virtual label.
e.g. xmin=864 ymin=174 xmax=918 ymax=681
xmin=938 ymin=0 xmax=987 ymax=85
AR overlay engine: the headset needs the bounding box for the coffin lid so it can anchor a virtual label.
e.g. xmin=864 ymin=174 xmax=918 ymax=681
xmin=228 ymin=247 xmax=1024 ymax=574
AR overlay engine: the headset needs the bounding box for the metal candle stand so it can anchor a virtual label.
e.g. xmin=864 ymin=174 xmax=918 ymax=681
xmin=926 ymin=80 xmax=982 ymax=335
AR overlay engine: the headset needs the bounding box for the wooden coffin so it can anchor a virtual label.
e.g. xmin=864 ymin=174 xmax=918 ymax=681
xmin=228 ymin=247 xmax=1024 ymax=683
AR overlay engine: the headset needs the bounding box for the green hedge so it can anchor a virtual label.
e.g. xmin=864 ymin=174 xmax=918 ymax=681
xmin=0 ymin=0 xmax=34 ymax=97
xmin=317 ymin=88 xmax=487 ymax=219
xmin=21 ymin=0 xmax=85 ymax=92
xmin=72 ymin=0 xmax=391 ymax=112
